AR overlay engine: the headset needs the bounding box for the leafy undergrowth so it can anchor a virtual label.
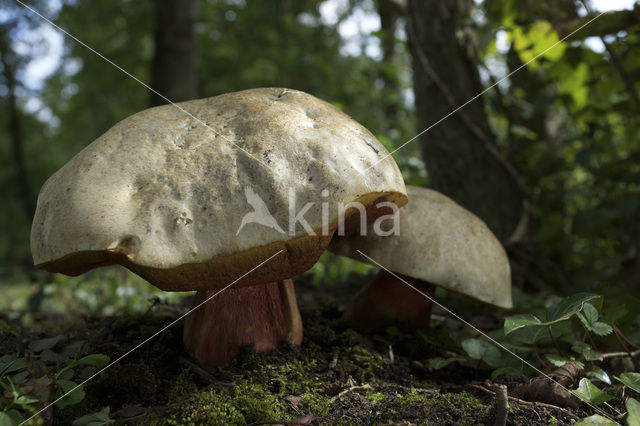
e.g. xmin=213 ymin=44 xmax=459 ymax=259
xmin=0 ymin=277 xmax=638 ymax=425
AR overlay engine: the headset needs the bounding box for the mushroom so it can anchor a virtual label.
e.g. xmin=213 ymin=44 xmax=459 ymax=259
xmin=329 ymin=185 xmax=512 ymax=331
xmin=30 ymin=88 xmax=407 ymax=366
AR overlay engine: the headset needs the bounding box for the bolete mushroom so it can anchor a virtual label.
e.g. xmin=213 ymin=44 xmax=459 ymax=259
xmin=329 ymin=185 xmax=512 ymax=331
xmin=30 ymin=88 xmax=407 ymax=366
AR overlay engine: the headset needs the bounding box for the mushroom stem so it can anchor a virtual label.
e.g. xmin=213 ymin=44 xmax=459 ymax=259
xmin=183 ymin=279 xmax=303 ymax=367
xmin=344 ymin=269 xmax=436 ymax=332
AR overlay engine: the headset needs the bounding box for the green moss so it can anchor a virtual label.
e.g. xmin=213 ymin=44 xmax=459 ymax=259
xmin=300 ymin=391 xmax=331 ymax=416
xmin=155 ymin=381 xmax=291 ymax=425
xmin=228 ymin=380 xmax=288 ymax=421
xmin=346 ymin=346 xmax=385 ymax=380
xmin=365 ymin=389 xmax=388 ymax=405
xmin=158 ymin=391 xmax=244 ymax=425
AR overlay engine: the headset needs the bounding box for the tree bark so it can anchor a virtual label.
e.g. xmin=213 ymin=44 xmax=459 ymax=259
xmin=406 ymin=0 xmax=525 ymax=241
xmin=149 ymin=0 xmax=200 ymax=106
xmin=0 ymin=38 xmax=34 ymax=219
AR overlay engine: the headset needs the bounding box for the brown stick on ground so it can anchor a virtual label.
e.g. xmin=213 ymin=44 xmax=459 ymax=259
xmin=493 ymin=384 xmax=509 ymax=426
xmin=468 ymin=384 xmax=579 ymax=421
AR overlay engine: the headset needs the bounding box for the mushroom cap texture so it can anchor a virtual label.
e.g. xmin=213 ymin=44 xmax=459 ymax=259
xmin=31 ymin=88 xmax=407 ymax=291
xmin=329 ymin=186 xmax=512 ymax=309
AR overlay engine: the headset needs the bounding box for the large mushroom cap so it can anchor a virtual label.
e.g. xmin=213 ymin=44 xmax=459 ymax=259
xmin=31 ymin=88 xmax=407 ymax=291
xmin=330 ymin=185 xmax=512 ymax=309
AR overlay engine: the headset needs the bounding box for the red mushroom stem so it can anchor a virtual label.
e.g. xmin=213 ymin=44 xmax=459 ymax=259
xmin=183 ymin=279 xmax=303 ymax=367
xmin=344 ymin=269 xmax=436 ymax=331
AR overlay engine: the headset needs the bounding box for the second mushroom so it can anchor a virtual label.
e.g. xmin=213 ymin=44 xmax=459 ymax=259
xmin=330 ymin=185 xmax=513 ymax=331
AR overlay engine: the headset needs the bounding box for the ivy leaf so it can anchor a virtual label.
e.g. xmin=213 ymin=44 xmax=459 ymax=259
xmin=586 ymin=366 xmax=611 ymax=385
xmin=504 ymin=314 xmax=542 ymax=335
xmin=72 ymin=406 xmax=113 ymax=426
xmin=626 ymin=398 xmax=640 ymax=426
xmin=75 ymin=354 xmax=110 ymax=368
xmin=28 ymin=335 xmax=63 ymax=353
xmin=574 ymin=414 xmax=617 ymax=425
xmin=427 ymin=357 xmax=460 ymax=370
xmin=0 ymin=357 xmax=27 ymax=375
xmin=546 ymin=293 xmax=600 ymax=323
xmin=55 ymin=380 xmax=86 ymax=409
xmin=0 ymin=410 xmax=24 ymax=426
xmin=461 ymin=338 xmax=503 ymax=367
xmin=504 ymin=293 xmax=600 ymax=336
xmin=573 ymin=378 xmax=614 ymax=404
xmin=615 ymin=372 xmax=640 ymax=394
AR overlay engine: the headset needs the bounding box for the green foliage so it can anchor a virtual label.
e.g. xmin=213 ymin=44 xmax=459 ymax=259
xmin=627 ymin=398 xmax=640 ymax=426
xmin=572 ymin=378 xmax=615 ymax=405
xmin=616 ymin=373 xmax=640 ymax=395
xmin=0 ymin=333 xmax=110 ymax=425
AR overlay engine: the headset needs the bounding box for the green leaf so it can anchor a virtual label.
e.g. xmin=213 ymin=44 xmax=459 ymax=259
xmin=461 ymin=338 xmax=503 ymax=367
xmin=582 ymin=303 xmax=600 ymax=325
xmin=504 ymin=294 xmax=600 ymax=337
xmin=586 ymin=366 xmax=611 ymax=385
xmin=571 ymin=342 xmax=603 ymax=362
xmin=590 ymin=322 xmax=613 ymax=337
xmin=0 ymin=358 xmax=27 ymax=375
xmin=461 ymin=338 xmax=484 ymax=360
xmin=545 ymin=353 xmax=584 ymax=368
xmin=28 ymin=335 xmax=63 ymax=353
xmin=75 ymin=354 xmax=110 ymax=368
xmin=546 ymin=293 xmax=600 ymax=323
xmin=72 ymin=407 xmax=113 ymax=426
xmin=626 ymin=397 xmax=640 ymax=426
xmin=616 ymin=372 xmax=640 ymax=394
xmin=15 ymin=394 xmax=39 ymax=405
xmin=504 ymin=314 xmax=543 ymax=335
xmin=0 ymin=410 xmax=24 ymax=426
xmin=574 ymin=414 xmax=617 ymax=425
xmin=573 ymin=378 xmax=615 ymax=404
xmin=56 ymin=380 xmax=86 ymax=409
xmin=427 ymin=357 xmax=461 ymax=370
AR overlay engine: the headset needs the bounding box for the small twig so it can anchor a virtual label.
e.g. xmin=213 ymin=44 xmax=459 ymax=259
xmin=178 ymin=357 xmax=234 ymax=387
xmin=330 ymin=384 xmax=372 ymax=402
xmin=548 ymin=326 xmax=563 ymax=356
xmin=602 ymin=348 xmax=640 ymax=359
xmin=467 ymin=384 xmax=580 ymax=421
xmin=614 ymin=325 xmax=640 ymax=350
xmin=493 ymin=384 xmax=509 ymax=426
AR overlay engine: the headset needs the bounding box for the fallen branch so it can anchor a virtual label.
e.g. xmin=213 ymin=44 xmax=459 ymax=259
xmin=602 ymin=348 xmax=640 ymax=359
xmin=468 ymin=384 xmax=579 ymax=421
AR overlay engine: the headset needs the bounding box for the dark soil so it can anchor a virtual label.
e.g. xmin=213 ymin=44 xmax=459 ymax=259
xmin=0 ymin=276 xmax=598 ymax=425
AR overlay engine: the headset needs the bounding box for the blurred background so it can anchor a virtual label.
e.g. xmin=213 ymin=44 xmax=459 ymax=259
xmin=1 ymin=0 xmax=639 ymax=317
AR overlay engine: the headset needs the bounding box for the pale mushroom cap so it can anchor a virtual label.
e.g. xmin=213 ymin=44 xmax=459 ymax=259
xmin=31 ymin=88 xmax=407 ymax=291
xmin=329 ymin=186 xmax=512 ymax=308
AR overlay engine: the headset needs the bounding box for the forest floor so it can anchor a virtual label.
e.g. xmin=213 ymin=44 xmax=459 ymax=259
xmin=0 ymin=275 xmax=615 ymax=425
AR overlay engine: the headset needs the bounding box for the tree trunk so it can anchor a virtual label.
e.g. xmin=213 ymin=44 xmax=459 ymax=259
xmin=406 ymin=0 xmax=525 ymax=241
xmin=149 ymin=0 xmax=200 ymax=106
xmin=0 ymin=40 xmax=34 ymax=219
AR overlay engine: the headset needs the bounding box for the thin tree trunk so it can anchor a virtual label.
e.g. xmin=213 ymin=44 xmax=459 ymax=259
xmin=1 ymin=43 xmax=34 ymax=219
xmin=149 ymin=0 xmax=200 ymax=106
xmin=406 ymin=0 xmax=525 ymax=241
